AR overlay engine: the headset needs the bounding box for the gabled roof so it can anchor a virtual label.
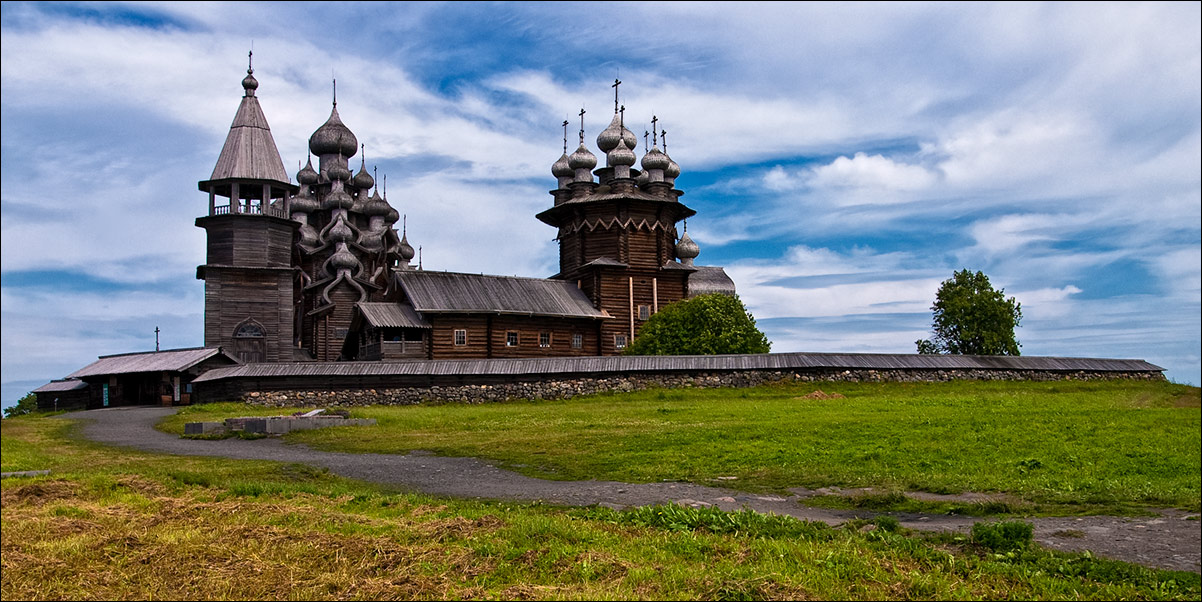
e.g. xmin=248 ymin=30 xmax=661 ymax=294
xmin=32 ymin=379 xmax=88 ymax=393
xmin=688 ymin=266 xmax=737 ymax=296
xmin=396 ymin=271 xmax=606 ymax=319
xmin=353 ymin=302 xmax=431 ymax=329
xmin=205 ymin=94 xmax=290 ymax=184
xmin=66 ymin=347 xmax=239 ymax=379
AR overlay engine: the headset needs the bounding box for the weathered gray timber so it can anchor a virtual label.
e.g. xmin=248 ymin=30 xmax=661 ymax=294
xmin=189 ymin=352 xmax=1164 ymax=404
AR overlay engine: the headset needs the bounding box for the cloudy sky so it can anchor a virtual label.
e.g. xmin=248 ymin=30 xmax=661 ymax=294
xmin=2 ymin=1 xmax=1199 ymax=408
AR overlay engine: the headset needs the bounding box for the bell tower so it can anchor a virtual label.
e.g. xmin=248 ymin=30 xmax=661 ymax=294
xmin=195 ymin=54 xmax=299 ymax=362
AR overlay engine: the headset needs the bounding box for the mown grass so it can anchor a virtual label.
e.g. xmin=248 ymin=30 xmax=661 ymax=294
xmin=160 ymin=379 xmax=1202 ymax=512
xmin=3 ymin=414 xmax=1200 ymax=600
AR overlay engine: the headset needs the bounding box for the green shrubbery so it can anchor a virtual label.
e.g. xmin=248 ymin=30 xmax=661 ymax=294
xmin=625 ymin=293 xmax=770 ymax=355
xmin=972 ymin=520 xmax=1034 ymax=552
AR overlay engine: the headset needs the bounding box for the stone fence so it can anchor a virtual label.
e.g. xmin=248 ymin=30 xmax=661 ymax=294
xmin=236 ymin=368 xmax=1164 ymax=408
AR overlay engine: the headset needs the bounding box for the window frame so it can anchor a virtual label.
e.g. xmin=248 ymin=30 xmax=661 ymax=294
xmin=638 ymin=304 xmax=651 ymax=321
xmin=615 ymin=334 xmax=628 ymax=350
xmin=453 ymin=329 xmax=467 ymax=346
xmin=539 ymin=332 xmax=551 ymax=348
xmin=571 ymin=333 xmax=583 ymax=349
xmin=506 ymin=331 xmax=519 ymax=347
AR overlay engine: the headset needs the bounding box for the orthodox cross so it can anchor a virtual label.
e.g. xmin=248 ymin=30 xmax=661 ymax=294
xmin=332 ymin=77 xmax=337 ymax=106
xmin=619 ymin=104 xmax=625 ymax=127
xmin=651 ymin=115 xmax=659 ymax=146
xmin=562 ymin=119 xmax=569 ymax=154
xmin=247 ymin=50 xmax=253 ymax=74
xmin=612 ymin=77 xmax=621 ymax=113
xmin=644 ymin=130 xmax=650 ymax=153
xmin=373 ymin=166 xmax=378 ymax=193
xmin=155 ymin=326 xmax=160 ymax=352
xmin=578 ymin=108 xmax=586 ymax=144
xmin=661 ymin=129 xmax=669 ymax=154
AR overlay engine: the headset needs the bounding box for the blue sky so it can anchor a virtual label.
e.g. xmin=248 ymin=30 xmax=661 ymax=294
xmin=2 ymin=1 xmax=1199 ymax=409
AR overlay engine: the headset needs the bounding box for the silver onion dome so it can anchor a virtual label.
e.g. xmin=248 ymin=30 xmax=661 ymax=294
xmin=308 ymin=106 xmax=358 ymax=158
xmin=297 ymin=158 xmax=319 ymax=186
xmin=641 ymin=147 xmax=670 ymax=171
xmin=552 ymin=152 xmax=573 ymax=178
xmin=676 ymin=230 xmax=700 ymax=266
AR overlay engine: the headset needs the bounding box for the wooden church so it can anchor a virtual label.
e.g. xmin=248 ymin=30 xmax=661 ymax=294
xmin=197 ymin=59 xmax=735 ymax=364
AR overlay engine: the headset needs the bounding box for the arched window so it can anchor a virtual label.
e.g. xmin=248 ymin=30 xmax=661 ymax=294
xmin=233 ymin=319 xmax=266 ymax=363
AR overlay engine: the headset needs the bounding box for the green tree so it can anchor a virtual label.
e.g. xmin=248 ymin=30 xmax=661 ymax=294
xmin=916 ymin=269 xmax=1022 ymax=355
xmin=625 ymin=293 xmax=771 ymax=355
xmin=3 ymin=392 xmax=38 ymax=418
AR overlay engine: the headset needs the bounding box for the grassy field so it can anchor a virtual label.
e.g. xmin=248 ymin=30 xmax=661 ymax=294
xmin=163 ymin=379 xmax=1202 ymax=513
xmin=3 ymin=412 xmax=1200 ymax=600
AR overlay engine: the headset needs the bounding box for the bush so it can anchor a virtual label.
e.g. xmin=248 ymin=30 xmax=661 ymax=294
xmin=971 ymin=520 xmax=1033 ymax=552
xmin=625 ymin=293 xmax=770 ymax=356
xmin=3 ymin=392 xmax=38 ymax=418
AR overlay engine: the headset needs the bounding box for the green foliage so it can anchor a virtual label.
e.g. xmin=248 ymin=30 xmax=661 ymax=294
xmin=579 ymin=503 xmax=832 ymax=540
xmin=917 ymin=269 xmax=1023 ymax=355
xmin=3 ymin=392 xmax=38 ymax=419
xmin=972 ymin=520 xmax=1034 ymax=552
xmin=625 ymin=293 xmax=771 ymax=355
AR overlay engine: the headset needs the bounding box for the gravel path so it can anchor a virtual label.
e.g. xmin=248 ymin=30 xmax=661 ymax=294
xmin=60 ymin=406 xmax=1200 ymax=573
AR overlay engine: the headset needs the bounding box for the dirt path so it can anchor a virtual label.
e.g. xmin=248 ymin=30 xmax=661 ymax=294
xmin=60 ymin=406 xmax=1200 ymax=574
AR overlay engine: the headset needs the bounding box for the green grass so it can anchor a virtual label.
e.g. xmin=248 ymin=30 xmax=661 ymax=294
xmin=161 ymin=379 xmax=1202 ymax=512
xmin=3 ymin=413 xmax=1200 ymax=600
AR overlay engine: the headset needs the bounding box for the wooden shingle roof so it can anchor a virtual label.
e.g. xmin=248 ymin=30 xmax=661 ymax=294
xmin=206 ymin=93 xmax=290 ymax=184
xmin=32 ymin=379 xmax=88 ymax=393
xmin=396 ymin=271 xmax=606 ymax=319
xmin=354 ymin=303 xmax=431 ymax=329
xmin=191 ymin=352 xmax=1163 ymax=383
xmin=67 ymin=347 xmax=238 ymax=379
xmin=688 ymin=266 xmax=737 ymax=296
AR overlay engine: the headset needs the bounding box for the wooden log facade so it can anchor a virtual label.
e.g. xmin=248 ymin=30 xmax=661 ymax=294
xmin=192 ymin=65 xmax=735 ymax=364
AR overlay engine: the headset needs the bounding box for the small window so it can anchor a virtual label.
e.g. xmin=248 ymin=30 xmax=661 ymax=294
xmin=571 ymin=333 xmax=583 ymax=349
xmin=638 ymin=305 xmax=651 ymax=321
xmin=539 ymin=332 xmax=551 ymax=347
xmin=506 ymin=331 xmax=519 ymax=347
xmin=454 ymin=329 xmax=467 ymax=346
xmin=615 ymin=334 xmax=628 ymax=350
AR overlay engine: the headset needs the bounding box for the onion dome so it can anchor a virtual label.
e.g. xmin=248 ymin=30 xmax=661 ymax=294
xmin=608 ymin=142 xmax=636 ymax=167
xmin=353 ymin=159 xmax=374 ymax=190
xmin=665 ymin=156 xmax=681 ymax=179
xmin=384 ymin=206 xmax=400 ymax=224
xmin=322 ymin=185 xmax=354 ymax=211
xmin=636 ymin=169 xmax=650 ymax=187
xmin=290 ymin=190 xmax=319 ymax=214
xmin=568 ymin=143 xmax=597 ymax=170
xmin=641 ymin=147 xmax=670 ymax=172
xmin=242 ymin=71 xmax=258 ymax=96
xmin=297 ymin=157 xmax=319 ymax=186
xmin=676 ymin=229 xmax=700 ymax=266
xmin=326 ymin=159 xmax=351 ymax=182
xmin=328 ymin=245 xmax=360 ymax=273
xmin=552 ymin=152 xmax=573 ymax=179
xmin=364 ymin=190 xmax=390 ymax=217
xmin=596 ymin=113 xmax=638 ymax=153
xmin=308 ymin=106 xmax=358 ymax=158
xmin=398 ymin=232 xmax=416 ymax=262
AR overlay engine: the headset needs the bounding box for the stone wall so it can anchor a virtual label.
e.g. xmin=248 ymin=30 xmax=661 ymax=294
xmin=237 ymin=368 xmax=1165 ymax=408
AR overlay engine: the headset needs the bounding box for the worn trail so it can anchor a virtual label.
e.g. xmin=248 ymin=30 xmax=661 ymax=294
xmin=62 ymin=406 xmax=1200 ymax=574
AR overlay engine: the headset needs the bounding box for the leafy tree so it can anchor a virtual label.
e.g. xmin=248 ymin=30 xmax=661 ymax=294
xmin=3 ymin=392 xmax=38 ymax=418
xmin=626 ymin=293 xmax=771 ymax=355
xmin=916 ymin=269 xmax=1022 ymax=355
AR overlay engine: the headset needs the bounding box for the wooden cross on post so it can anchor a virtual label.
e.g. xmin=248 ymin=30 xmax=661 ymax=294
xmin=578 ymin=108 xmax=586 ymax=144
xmin=612 ymin=78 xmax=621 ymax=114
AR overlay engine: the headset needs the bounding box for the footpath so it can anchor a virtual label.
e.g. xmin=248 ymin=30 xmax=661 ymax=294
xmin=59 ymin=406 xmax=1201 ymax=574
